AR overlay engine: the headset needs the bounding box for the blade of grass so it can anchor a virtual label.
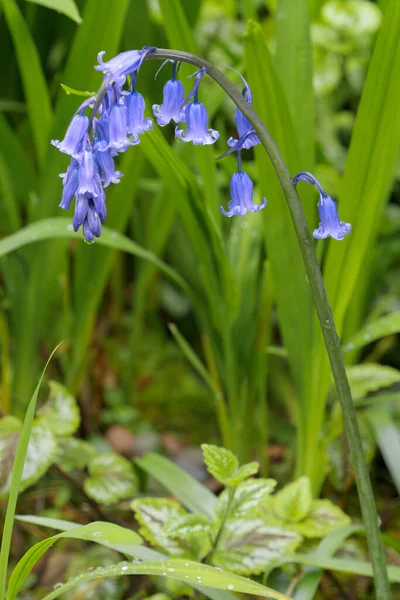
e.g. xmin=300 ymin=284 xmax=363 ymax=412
xmin=12 ymin=0 xmax=131 ymax=405
xmin=276 ymin=0 xmax=315 ymax=167
xmin=243 ymin=22 xmax=314 ymax=468
xmin=24 ymin=0 xmax=81 ymax=23
xmin=0 ymin=344 xmax=62 ymax=600
xmin=136 ymin=452 xmax=216 ymax=518
xmin=307 ymin=0 xmax=400 ymax=484
xmin=0 ymin=218 xmax=189 ymax=293
xmin=1 ymin=0 xmax=52 ymax=168
xmin=40 ymin=559 xmax=291 ymax=600
xmin=16 ymin=515 xmax=238 ymax=600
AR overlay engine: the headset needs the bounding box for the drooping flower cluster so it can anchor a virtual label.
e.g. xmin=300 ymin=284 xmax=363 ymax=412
xmin=52 ymin=47 xmax=350 ymax=242
xmin=292 ymin=172 xmax=351 ymax=241
xmin=52 ymin=49 xmax=224 ymax=242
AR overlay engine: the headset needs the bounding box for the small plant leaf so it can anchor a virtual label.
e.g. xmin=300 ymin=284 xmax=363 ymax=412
xmin=132 ymin=498 xmax=188 ymax=556
xmin=201 ymin=444 xmax=238 ymax=484
xmin=55 ymin=437 xmax=96 ymax=472
xmin=201 ymin=445 xmax=259 ymax=486
xmin=24 ymin=0 xmax=82 ymax=23
xmin=215 ymin=478 xmax=277 ymax=520
xmin=164 ymin=514 xmax=211 ymax=538
xmin=38 ymin=381 xmax=80 ymax=436
xmin=294 ymin=500 xmax=351 ymax=538
xmin=274 ymin=477 xmax=313 ymax=523
xmin=346 ymin=364 xmax=400 ymax=400
xmin=0 ymin=418 xmax=57 ymax=496
xmin=213 ymin=518 xmax=302 ymax=575
xmin=225 ymin=462 xmax=259 ymax=486
xmin=164 ymin=514 xmax=212 ymax=561
xmin=84 ymin=453 xmax=138 ymax=505
xmin=343 ymin=311 xmax=400 ymax=354
xmin=60 ymin=83 xmax=95 ymax=97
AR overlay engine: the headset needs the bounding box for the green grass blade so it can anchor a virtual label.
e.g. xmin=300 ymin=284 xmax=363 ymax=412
xmin=0 ymin=114 xmax=36 ymax=204
xmin=16 ymin=516 xmax=238 ymax=600
xmin=1 ymin=0 xmax=53 ymax=168
xmin=243 ymin=21 xmax=313 ymax=412
xmin=306 ymin=0 xmax=400 ymax=483
xmin=40 ymin=559 xmax=291 ymax=600
xmin=12 ymin=0 xmax=132 ymax=403
xmin=366 ymin=406 xmax=400 ymax=495
xmin=276 ymin=0 xmax=315 ymax=166
xmin=292 ymin=525 xmax=363 ymax=599
xmin=0 ymin=218 xmax=189 ymax=293
xmin=136 ymin=452 xmax=216 ymax=519
xmin=324 ymin=0 xmax=400 ymax=331
xmin=285 ymin=554 xmax=400 ymax=582
xmin=0 ymin=344 xmax=61 ymax=600
xmin=7 ymin=522 xmax=142 ymax=600
xmin=158 ymin=0 xmax=197 ymax=53
xmin=24 ymin=0 xmax=81 ymax=23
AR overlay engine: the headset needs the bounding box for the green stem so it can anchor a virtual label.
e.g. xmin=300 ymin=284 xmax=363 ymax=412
xmin=207 ymin=486 xmax=236 ymax=564
xmin=141 ymin=48 xmax=391 ymax=599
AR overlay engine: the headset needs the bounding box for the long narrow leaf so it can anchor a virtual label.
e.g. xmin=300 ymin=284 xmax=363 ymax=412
xmin=0 ymin=345 xmax=61 ymax=600
xmin=1 ymin=0 xmax=53 ymax=167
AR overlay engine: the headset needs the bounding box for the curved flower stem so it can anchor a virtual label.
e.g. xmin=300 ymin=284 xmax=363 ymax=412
xmin=140 ymin=48 xmax=391 ymax=599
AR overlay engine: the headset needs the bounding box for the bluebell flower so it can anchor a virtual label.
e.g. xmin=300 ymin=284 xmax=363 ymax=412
xmin=227 ymin=70 xmax=260 ymax=151
xmin=95 ymin=46 xmax=155 ymax=86
xmin=125 ymin=85 xmax=153 ymax=136
xmin=175 ymin=68 xmax=219 ymax=145
xmin=153 ymin=61 xmax=185 ymax=126
xmin=59 ymin=158 xmax=79 ymax=210
xmin=220 ymin=151 xmax=266 ymax=217
xmin=292 ymin=171 xmax=351 ymax=241
xmin=51 ymin=113 xmax=88 ymax=157
xmin=176 ymin=101 xmax=219 ymax=145
xmin=313 ymin=195 xmax=352 ymax=240
xmin=107 ymin=101 xmax=138 ymax=151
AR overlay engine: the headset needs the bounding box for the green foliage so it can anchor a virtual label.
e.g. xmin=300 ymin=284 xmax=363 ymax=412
xmin=84 ymin=454 xmax=138 ymax=505
xmin=274 ymin=477 xmax=313 ymax=523
xmin=201 ymin=444 xmax=259 ymax=486
xmin=23 ymin=0 xmax=81 ymax=23
xmin=37 ymin=381 xmax=80 ymax=436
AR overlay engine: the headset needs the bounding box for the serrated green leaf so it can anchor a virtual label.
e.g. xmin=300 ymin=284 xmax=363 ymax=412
xmin=164 ymin=514 xmax=212 ymax=561
xmin=225 ymin=462 xmax=259 ymax=486
xmin=132 ymin=498 xmax=188 ymax=556
xmin=213 ymin=518 xmax=302 ymax=575
xmin=346 ymin=364 xmax=400 ymax=401
xmin=38 ymin=381 xmax=80 ymax=436
xmin=274 ymin=477 xmax=313 ymax=523
xmin=215 ymin=478 xmax=277 ymax=520
xmin=84 ymin=454 xmax=138 ymax=505
xmin=24 ymin=0 xmax=81 ymax=23
xmin=0 ymin=419 xmax=57 ymax=496
xmin=164 ymin=514 xmax=211 ymax=538
xmin=201 ymin=444 xmax=238 ymax=484
xmin=343 ymin=312 xmax=400 ymax=354
xmin=294 ymin=500 xmax=351 ymax=538
xmin=55 ymin=437 xmax=96 ymax=472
